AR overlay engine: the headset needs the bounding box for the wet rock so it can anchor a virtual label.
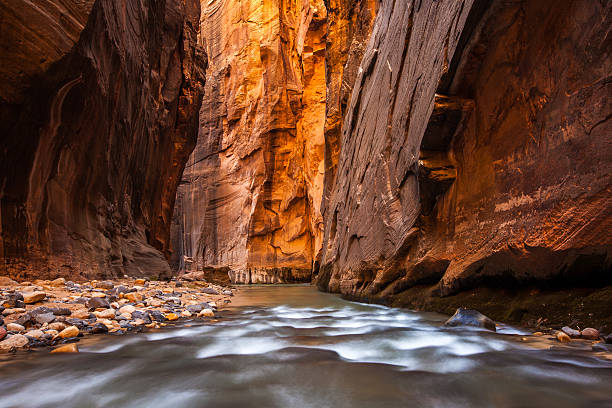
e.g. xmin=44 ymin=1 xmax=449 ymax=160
xmin=58 ymin=326 xmax=80 ymax=339
xmin=561 ymin=326 xmax=581 ymax=338
xmin=604 ymin=334 xmax=612 ymax=344
xmin=0 ymin=326 xmax=6 ymax=340
xmin=198 ymin=309 xmax=214 ymax=318
xmin=50 ymin=307 xmax=72 ymax=316
xmin=0 ymin=334 xmax=29 ymax=351
xmin=15 ymin=313 xmax=34 ymax=326
xmin=110 ymin=285 xmax=131 ymax=296
xmin=181 ymin=310 xmax=192 ymax=317
xmin=22 ymin=291 xmax=46 ymax=304
xmin=90 ymin=323 xmax=109 ymax=334
xmin=131 ymin=311 xmax=151 ymax=323
xmin=87 ymin=297 xmax=110 ymax=309
xmin=556 ymin=331 xmax=571 ymax=343
xmin=444 ymin=308 xmax=496 ymax=331
xmin=51 ymin=343 xmax=79 ymax=353
xmin=222 ymin=290 xmax=233 ymax=296
xmin=34 ymin=312 xmax=55 ymax=325
xmin=50 ymin=278 xmax=66 ymax=287
xmin=4 ymin=292 xmax=24 ymax=307
xmin=581 ymin=328 xmax=600 ymax=340
xmin=7 ymin=323 xmax=25 ymax=332
xmin=65 ymin=319 xmax=88 ymax=330
xmin=201 ymin=288 xmax=219 ymax=295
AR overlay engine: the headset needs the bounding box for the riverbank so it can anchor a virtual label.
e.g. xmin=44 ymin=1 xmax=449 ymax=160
xmin=0 ymin=275 xmax=234 ymax=353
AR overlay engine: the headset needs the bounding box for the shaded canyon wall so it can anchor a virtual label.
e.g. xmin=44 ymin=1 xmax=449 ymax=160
xmin=317 ymin=0 xmax=612 ymax=322
xmin=0 ymin=0 xmax=206 ymax=280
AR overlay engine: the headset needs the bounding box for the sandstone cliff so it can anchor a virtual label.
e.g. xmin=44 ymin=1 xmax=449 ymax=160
xmin=317 ymin=0 xmax=612 ymax=320
xmin=172 ymin=0 xmax=327 ymax=283
xmin=0 ymin=0 xmax=206 ymax=280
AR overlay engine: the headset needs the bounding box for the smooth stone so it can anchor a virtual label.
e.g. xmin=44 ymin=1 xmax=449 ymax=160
xmin=7 ymin=323 xmax=25 ymax=332
xmin=201 ymin=288 xmax=219 ymax=295
xmin=50 ymin=278 xmax=66 ymax=287
xmin=95 ymin=309 xmax=116 ymax=319
xmin=222 ymin=290 xmax=233 ymax=296
xmin=34 ymin=312 xmax=55 ymax=325
xmin=0 ymin=334 xmax=29 ymax=351
xmin=124 ymin=292 xmax=143 ymax=303
xmin=134 ymin=279 xmax=146 ymax=285
xmin=2 ymin=308 xmax=25 ymax=316
xmin=557 ymin=331 xmax=572 ymax=343
xmin=119 ymin=305 xmax=136 ymax=314
xmin=94 ymin=281 xmax=114 ymax=290
xmin=87 ymin=297 xmax=110 ymax=309
xmin=50 ymin=307 xmax=72 ymax=316
xmin=186 ymin=304 xmax=203 ymax=313
xmin=149 ymin=310 xmax=166 ymax=322
xmin=15 ymin=313 xmax=34 ymax=326
xmin=198 ymin=309 xmax=215 ymax=318
xmin=66 ymin=318 xmax=88 ymax=329
xmin=72 ymin=309 xmax=92 ymax=319
xmin=58 ymin=326 xmax=79 ymax=339
xmin=48 ymin=322 xmax=67 ymax=331
xmin=51 ymin=343 xmax=79 ymax=353
xmin=45 ymin=330 xmax=59 ymax=337
xmin=181 ymin=310 xmax=192 ymax=317
xmin=0 ymin=326 xmax=6 ymax=340
xmin=25 ymin=329 xmax=44 ymax=339
xmin=581 ymin=328 xmax=600 ymax=340
xmin=444 ymin=308 xmax=496 ymax=331
xmin=22 ymin=291 xmax=46 ymax=304
xmin=561 ymin=326 xmax=581 ymax=338
xmin=90 ymin=323 xmax=109 ymax=334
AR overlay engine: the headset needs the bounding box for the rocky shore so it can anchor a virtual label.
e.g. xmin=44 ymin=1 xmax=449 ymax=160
xmin=0 ymin=275 xmax=234 ymax=353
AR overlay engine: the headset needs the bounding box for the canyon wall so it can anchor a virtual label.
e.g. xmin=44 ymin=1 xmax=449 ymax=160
xmin=172 ymin=0 xmax=327 ymax=283
xmin=0 ymin=0 xmax=206 ymax=280
xmin=317 ymin=0 xmax=612 ymax=316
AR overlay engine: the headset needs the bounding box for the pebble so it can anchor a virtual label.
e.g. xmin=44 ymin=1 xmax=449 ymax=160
xmin=7 ymin=323 xmax=25 ymax=332
xmin=51 ymin=343 xmax=79 ymax=353
xmin=0 ymin=334 xmax=29 ymax=351
xmin=581 ymin=328 xmax=600 ymax=340
xmin=58 ymin=326 xmax=80 ymax=339
xmin=22 ymin=291 xmax=46 ymax=304
xmin=556 ymin=331 xmax=571 ymax=343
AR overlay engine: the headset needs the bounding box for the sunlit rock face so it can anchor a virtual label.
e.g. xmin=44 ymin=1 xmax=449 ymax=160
xmin=318 ymin=0 xmax=612 ymax=300
xmin=172 ymin=0 xmax=327 ymax=283
xmin=0 ymin=0 xmax=206 ymax=280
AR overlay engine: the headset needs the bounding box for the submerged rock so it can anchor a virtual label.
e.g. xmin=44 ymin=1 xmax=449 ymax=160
xmin=556 ymin=332 xmax=571 ymax=343
xmin=51 ymin=343 xmax=79 ymax=353
xmin=444 ymin=308 xmax=496 ymax=331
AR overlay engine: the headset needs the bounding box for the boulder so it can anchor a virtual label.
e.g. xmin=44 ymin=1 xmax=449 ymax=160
xmin=58 ymin=326 xmax=80 ymax=339
xmin=0 ymin=334 xmax=29 ymax=351
xmin=51 ymin=343 xmax=79 ymax=353
xmin=444 ymin=308 xmax=496 ymax=331
xmin=581 ymin=328 xmax=600 ymax=340
xmin=22 ymin=291 xmax=46 ymax=304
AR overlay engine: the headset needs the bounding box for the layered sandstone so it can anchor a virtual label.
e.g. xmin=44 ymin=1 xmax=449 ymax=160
xmin=0 ymin=0 xmax=206 ymax=280
xmin=317 ymin=0 xmax=612 ymax=307
xmin=172 ymin=0 xmax=327 ymax=283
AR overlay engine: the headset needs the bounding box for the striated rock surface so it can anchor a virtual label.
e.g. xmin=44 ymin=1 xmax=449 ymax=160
xmin=0 ymin=0 xmax=206 ymax=280
xmin=172 ymin=0 xmax=327 ymax=283
xmin=317 ymin=0 xmax=611 ymax=312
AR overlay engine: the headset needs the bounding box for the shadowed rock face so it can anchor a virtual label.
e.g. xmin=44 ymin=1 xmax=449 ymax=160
xmin=171 ymin=0 xmax=327 ymax=283
xmin=317 ymin=0 xmax=612 ymax=302
xmin=0 ymin=0 xmax=206 ymax=280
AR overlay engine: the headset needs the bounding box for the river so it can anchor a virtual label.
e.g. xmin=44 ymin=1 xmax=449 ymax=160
xmin=1 ymin=285 xmax=611 ymax=407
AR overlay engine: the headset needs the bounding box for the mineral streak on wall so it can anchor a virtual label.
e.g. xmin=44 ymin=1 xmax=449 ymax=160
xmin=0 ymin=0 xmax=206 ymax=280
xmin=317 ymin=0 xmax=612 ymax=303
xmin=171 ymin=0 xmax=328 ymax=283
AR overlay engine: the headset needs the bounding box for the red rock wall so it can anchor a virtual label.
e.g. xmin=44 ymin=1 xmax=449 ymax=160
xmin=317 ymin=0 xmax=612 ymax=301
xmin=172 ymin=0 xmax=327 ymax=283
xmin=0 ymin=0 xmax=206 ymax=280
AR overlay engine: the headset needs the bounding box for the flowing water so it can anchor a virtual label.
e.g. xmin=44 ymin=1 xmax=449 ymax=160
xmin=1 ymin=285 xmax=611 ymax=407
